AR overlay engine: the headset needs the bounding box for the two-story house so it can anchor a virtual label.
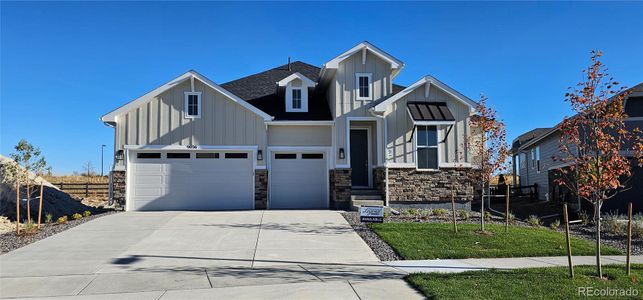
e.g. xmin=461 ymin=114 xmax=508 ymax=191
xmin=102 ymin=41 xmax=479 ymax=211
xmin=511 ymin=83 xmax=643 ymax=213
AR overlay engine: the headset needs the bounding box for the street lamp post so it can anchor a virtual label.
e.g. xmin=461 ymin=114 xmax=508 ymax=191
xmin=101 ymin=144 xmax=106 ymax=177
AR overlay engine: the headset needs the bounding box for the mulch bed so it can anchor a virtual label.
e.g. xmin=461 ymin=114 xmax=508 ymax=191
xmin=0 ymin=210 xmax=120 ymax=254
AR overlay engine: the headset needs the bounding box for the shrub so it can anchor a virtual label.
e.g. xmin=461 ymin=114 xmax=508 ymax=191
xmin=23 ymin=220 xmax=37 ymax=233
xmin=83 ymin=210 xmax=91 ymax=217
xmin=72 ymin=213 xmax=82 ymax=220
xmin=419 ymin=209 xmax=432 ymax=219
xmin=578 ymin=210 xmax=590 ymax=226
xmin=433 ymin=208 xmax=449 ymax=217
xmin=45 ymin=213 xmax=53 ymax=225
xmin=407 ymin=208 xmax=419 ymax=216
xmin=527 ymin=215 xmax=542 ymax=227
xmin=56 ymin=216 xmax=68 ymax=225
xmin=550 ymin=219 xmax=561 ymax=230
xmin=484 ymin=211 xmax=492 ymax=221
xmin=458 ymin=209 xmax=470 ymax=220
xmin=603 ymin=213 xmax=624 ymax=235
xmin=384 ymin=210 xmax=391 ymax=219
xmin=507 ymin=212 xmax=517 ymax=224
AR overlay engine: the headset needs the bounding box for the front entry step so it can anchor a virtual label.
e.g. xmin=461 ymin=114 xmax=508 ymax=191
xmin=351 ymin=192 xmax=384 ymax=211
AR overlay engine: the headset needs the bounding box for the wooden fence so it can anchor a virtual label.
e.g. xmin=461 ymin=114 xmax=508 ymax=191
xmin=53 ymin=182 xmax=109 ymax=198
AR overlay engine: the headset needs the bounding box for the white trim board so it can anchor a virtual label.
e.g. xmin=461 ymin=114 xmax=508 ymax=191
xmin=321 ymin=41 xmax=405 ymax=80
xmin=101 ymin=70 xmax=273 ymax=123
xmin=277 ymin=72 xmax=317 ymax=87
xmin=267 ymin=121 xmax=334 ymax=126
xmin=372 ymin=75 xmax=478 ymax=113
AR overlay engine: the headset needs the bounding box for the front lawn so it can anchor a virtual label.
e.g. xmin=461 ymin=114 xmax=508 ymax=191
xmin=369 ymin=223 xmax=622 ymax=259
xmin=407 ymin=264 xmax=642 ymax=300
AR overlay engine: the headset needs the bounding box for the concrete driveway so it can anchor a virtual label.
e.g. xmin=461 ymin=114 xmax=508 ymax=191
xmin=0 ymin=211 xmax=421 ymax=299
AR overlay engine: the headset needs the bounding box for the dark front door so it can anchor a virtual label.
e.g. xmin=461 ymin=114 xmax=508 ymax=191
xmin=350 ymin=129 xmax=369 ymax=187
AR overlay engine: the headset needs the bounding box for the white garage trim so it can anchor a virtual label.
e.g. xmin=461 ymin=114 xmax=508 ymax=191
xmin=124 ymin=145 xmax=259 ymax=211
xmin=267 ymin=146 xmax=331 ymax=209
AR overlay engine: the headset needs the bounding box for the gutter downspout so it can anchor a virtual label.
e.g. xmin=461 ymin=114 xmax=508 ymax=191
xmin=369 ymin=108 xmax=389 ymax=207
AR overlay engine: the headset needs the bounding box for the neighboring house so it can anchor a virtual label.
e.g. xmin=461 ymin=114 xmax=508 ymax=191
xmin=102 ymin=41 xmax=479 ymax=211
xmin=510 ymin=83 xmax=643 ymax=213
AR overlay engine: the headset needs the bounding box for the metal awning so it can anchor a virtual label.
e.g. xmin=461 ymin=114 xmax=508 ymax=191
xmin=407 ymin=102 xmax=455 ymax=123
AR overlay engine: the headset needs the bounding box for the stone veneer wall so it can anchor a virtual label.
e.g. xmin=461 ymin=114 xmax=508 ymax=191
xmin=330 ymin=168 xmax=351 ymax=210
xmin=254 ymin=169 xmax=268 ymax=209
xmin=110 ymin=170 xmax=126 ymax=208
xmin=386 ymin=167 xmax=476 ymax=202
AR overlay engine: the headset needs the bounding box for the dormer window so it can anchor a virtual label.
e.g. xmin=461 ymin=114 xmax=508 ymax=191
xmin=292 ymin=89 xmax=302 ymax=109
xmin=184 ymin=92 xmax=202 ymax=118
xmin=278 ymin=72 xmax=316 ymax=113
xmin=355 ymin=73 xmax=372 ymax=100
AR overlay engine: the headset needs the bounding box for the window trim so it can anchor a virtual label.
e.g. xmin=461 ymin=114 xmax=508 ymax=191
xmin=535 ymin=146 xmax=541 ymax=173
xmin=291 ymin=88 xmax=302 ymax=110
xmin=415 ymin=125 xmax=440 ymax=171
xmin=285 ymin=85 xmax=308 ymax=112
xmin=355 ymin=73 xmax=373 ymax=101
xmin=184 ymin=92 xmax=202 ymax=119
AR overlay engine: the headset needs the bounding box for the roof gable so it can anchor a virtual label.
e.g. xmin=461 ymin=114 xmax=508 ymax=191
xmin=101 ymin=70 xmax=273 ymax=123
xmin=277 ymin=72 xmax=317 ymax=87
xmin=322 ymin=41 xmax=404 ymax=78
xmin=372 ymin=75 xmax=477 ymax=113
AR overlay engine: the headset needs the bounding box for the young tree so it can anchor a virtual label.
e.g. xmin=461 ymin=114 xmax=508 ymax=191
xmin=555 ymin=51 xmax=643 ymax=278
xmin=82 ymin=161 xmax=95 ymax=177
xmin=467 ymin=96 xmax=509 ymax=231
xmin=2 ymin=140 xmax=49 ymax=230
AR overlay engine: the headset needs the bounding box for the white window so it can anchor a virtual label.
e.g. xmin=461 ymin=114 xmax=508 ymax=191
xmin=292 ymin=89 xmax=302 ymax=109
xmin=355 ymin=73 xmax=372 ymax=100
xmin=416 ymin=125 xmax=438 ymax=170
xmin=184 ymin=92 xmax=202 ymax=118
xmin=531 ymin=149 xmax=535 ymax=168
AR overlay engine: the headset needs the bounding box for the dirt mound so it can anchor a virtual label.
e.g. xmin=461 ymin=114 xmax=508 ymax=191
xmin=0 ymin=155 xmax=104 ymax=222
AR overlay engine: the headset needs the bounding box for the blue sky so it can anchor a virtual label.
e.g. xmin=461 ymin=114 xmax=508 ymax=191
xmin=1 ymin=1 xmax=642 ymax=174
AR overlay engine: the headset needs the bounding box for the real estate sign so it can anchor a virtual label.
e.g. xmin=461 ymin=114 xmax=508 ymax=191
xmin=360 ymin=206 xmax=384 ymax=223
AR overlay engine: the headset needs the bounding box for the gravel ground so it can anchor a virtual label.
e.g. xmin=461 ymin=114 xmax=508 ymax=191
xmin=569 ymin=224 xmax=643 ymax=255
xmin=341 ymin=212 xmax=402 ymax=261
xmin=0 ymin=210 xmax=120 ymax=254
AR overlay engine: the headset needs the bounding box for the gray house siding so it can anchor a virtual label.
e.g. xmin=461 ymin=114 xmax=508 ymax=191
xmin=518 ymin=132 xmax=561 ymax=200
xmin=384 ymin=86 xmax=473 ymax=165
xmin=331 ymin=51 xmax=392 ymax=166
xmin=114 ymin=78 xmax=267 ymax=167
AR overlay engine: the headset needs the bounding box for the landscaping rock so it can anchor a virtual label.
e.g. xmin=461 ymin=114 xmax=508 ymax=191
xmin=341 ymin=212 xmax=402 ymax=261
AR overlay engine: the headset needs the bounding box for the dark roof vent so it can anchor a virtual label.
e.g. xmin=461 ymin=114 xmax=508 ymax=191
xmin=287 ymin=57 xmax=291 ymax=71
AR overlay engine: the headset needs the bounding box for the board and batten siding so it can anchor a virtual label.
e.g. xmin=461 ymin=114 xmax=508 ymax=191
xmin=267 ymin=125 xmax=332 ymax=146
xmin=330 ymin=51 xmax=393 ymax=166
xmin=385 ymin=86 xmax=472 ymax=165
xmin=518 ymin=132 xmax=561 ymax=200
xmin=114 ymin=78 xmax=267 ymax=166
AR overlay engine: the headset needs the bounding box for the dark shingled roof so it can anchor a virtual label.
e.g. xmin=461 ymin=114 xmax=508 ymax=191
xmin=220 ymin=61 xmax=408 ymax=121
xmin=510 ymin=127 xmax=551 ymax=153
xmin=407 ymin=102 xmax=454 ymax=121
xmin=220 ymin=61 xmax=331 ymax=121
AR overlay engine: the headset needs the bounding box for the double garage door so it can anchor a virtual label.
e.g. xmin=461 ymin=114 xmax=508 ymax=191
xmin=128 ymin=151 xmax=254 ymax=211
xmin=127 ymin=149 xmax=328 ymax=211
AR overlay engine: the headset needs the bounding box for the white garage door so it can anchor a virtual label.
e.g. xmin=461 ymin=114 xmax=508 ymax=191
xmin=128 ymin=151 xmax=254 ymax=211
xmin=270 ymin=151 xmax=328 ymax=209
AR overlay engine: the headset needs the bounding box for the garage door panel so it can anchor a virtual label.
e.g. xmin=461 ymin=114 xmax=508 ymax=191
xmin=129 ymin=151 xmax=254 ymax=211
xmin=270 ymin=152 xmax=328 ymax=209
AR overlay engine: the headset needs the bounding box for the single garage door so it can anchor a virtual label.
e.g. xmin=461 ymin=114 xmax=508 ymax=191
xmin=128 ymin=151 xmax=254 ymax=211
xmin=270 ymin=151 xmax=328 ymax=209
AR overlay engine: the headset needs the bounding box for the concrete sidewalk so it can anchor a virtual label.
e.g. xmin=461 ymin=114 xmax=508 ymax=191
xmin=384 ymin=255 xmax=643 ymax=274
